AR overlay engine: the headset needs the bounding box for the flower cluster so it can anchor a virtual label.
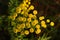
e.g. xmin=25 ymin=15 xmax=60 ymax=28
xmin=9 ymin=0 xmax=55 ymax=36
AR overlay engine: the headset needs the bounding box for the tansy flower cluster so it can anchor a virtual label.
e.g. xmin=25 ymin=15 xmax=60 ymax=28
xmin=8 ymin=0 xmax=55 ymax=36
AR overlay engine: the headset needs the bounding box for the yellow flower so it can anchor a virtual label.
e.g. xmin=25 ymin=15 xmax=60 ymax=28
xmin=27 ymin=2 xmax=31 ymax=5
xmin=23 ymin=1 xmax=26 ymax=4
xmin=16 ymin=7 xmax=21 ymax=13
xmin=13 ymin=13 xmax=18 ymax=17
xmin=39 ymin=16 xmax=45 ymax=20
xmin=27 ymin=18 xmax=31 ymax=22
xmin=29 ymin=14 xmax=33 ymax=18
xmin=25 ymin=0 xmax=29 ymax=3
xmin=29 ymin=5 xmax=34 ymax=10
xmin=23 ymin=17 xmax=26 ymax=22
xmin=41 ymin=20 xmax=45 ymax=24
xmin=46 ymin=19 xmax=50 ymax=23
xmin=32 ymin=20 xmax=38 ymax=26
xmin=50 ymin=22 xmax=54 ymax=26
xmin=32 ymin=15 xmax=37 ymax=19
xmin=13 ymin=28 xmax=20 ymax=33
xmin=35 ymin=29 xmax=41 ymax=34
xmin=17 ymin=17 xmax=24 ymax=22
xmin=17 ymin=24 xmax=21 ymax=29
xmin=24 ymin=12 xmax=28 ymax=17
xmin=8 ymin=16 xmax=16 ymax=20
xmin=40 ymin=21 xmax=47 ymax=28
xmin=24 ymin=30 xmax=29 ymax=35
xmin=41 ymin=24 xmax=47 ymax=28
xmin=19 ymin=4 xmax=26 ymax=8
xmin=36 ymin=24 xmax=40 ymax=29
xmin=21 ymin=11 xmax=25 ymax=15
xmin=24 ymin=7 xmax=27 ymax=10
xmin=26 ymin=22 xmax=31 ymax=28
xmin=26 ymin=4 xmax=29 ymax=7
xmin=29 ymin=28 xmax=34 ymax=33
xmin=20 ymin=23 xmax=25 ymax=29
xmin=17 ymin=23 xmax=25 ymax=29
xmin=33 ymin=10 xmax=38 ymax=15
xmin=8 ymin=16 xmax=15 ymax=20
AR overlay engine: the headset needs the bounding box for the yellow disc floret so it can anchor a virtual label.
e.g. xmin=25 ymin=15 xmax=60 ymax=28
xmin=20 ymin=23 xmax=25 ymax=29
xmin=13 ymin=28 xmax=20 ymax=33
xmin=27 ymin=18 xmax=31 ymax=22
xmin=39 ymin=16 xmax=45 ymax=20
xmin=27 ymin=2 xmax=31 ymax=5
xmin=29 ymin=14 xmax=33 ymax=18
xmin=41 ymin=24 xmax=47 ymax=28
xmin=32 ymin=15 xmax=37 ymax=19
xmin=46 ymin=19 xmax=50 ymax=23
xmin=33 ymin=10 xmax=38 ymax=15
xmin=24 ymin=30 xmax=29 ymax=35
xmin=41 ymin=21 xmax=47 ymax=28
xmin=29 ymin=28 xmax=34 ymax=33
xmin=50 ymin=22 xmax=54 ymax=26
xmin=17 ymin=17 xmax=24 ymax=22
xmin=36 ymin=24 xmax=40 ymax=29
xmin=16 ymin=7 xmax=21 ymax=13
xmin=41 ymin=20 xmax=45 ymax=24
xmin=31 ymin=20 xmax=38 ymax=26
xmin=29 ymin=5 xmax=34 ymax=10
xmin=35 ymin=29 xmax=41 ymax=34
xmin=26 ymin=22 xmax=31 ymax=28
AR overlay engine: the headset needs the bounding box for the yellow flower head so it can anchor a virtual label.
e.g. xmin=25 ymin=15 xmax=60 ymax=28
xmin=46 ymin=19 xmax=50 ymax=23
xmin=35 ymin=29 xmax=41 ymax=34
xmin=16 ymin=7 xmax=21 ymax=13
xmin=20 ymin=23 xmax=25 ymax=29
xmin=13 ymin=13 xmax=18 ymax=17
xmin=21 ymin=11 xmax=25 ymax=15
xmin=17 ymin=17 xmax=24 ymax=22
xmin=25 ymin=0 xmax=29 ymax=3
xmin=32 ymin=15 xmax=37 ymax=19
xmin=23 ymin=17 xmax=26 ymax=22
xmin=50 ymin=22 xmax=54 ymax=26
xmin=29 ymin=14 xmax=33 ymax=18
xmin=24 ymin=7 xmax=27 ymax=10
xmin=36 ymin=24 xmax=40 ymax=29
xmin=32 ymin=20 xmax=38 ymax=26
xmin=17 ymin=24 xmax=21 ymax=29
xmin=28 ymin=2 xmax=31 ymax=5
xmin=9 ymin=16 xmax=16 ymax=20
xmin=39 ymin=16 xmax=45 ymax=20
xmin=27 ymin=18 xmax=31 ymax=22
xmin=29 ymin=28 xmax=34 ymax=33
xmin=33 ymin=10 xmax=38 ymax=15
xmin=26 ymin=22 xmax=31 ymax=28
xmin=41 ymin=20 xmax=45 ymax=24
xmin=24 ymin=12 xmax=28 ymax=17
xmin=41 ymin=21 xmax=47 ymax=28
xmin=26 ymin=4 xmax=29 ymax=7
xmin=20 ymin=4 xmax=26 ymax=8
xmin=24 ymin=30 xmax=29 ymax=35
xmin=29 ymin=5 xmax=34 ymax=10
xmin=41 ymin=24 xmax=47 ymax=28
xmin=13 ymin=28 xmax=20 ymax=33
